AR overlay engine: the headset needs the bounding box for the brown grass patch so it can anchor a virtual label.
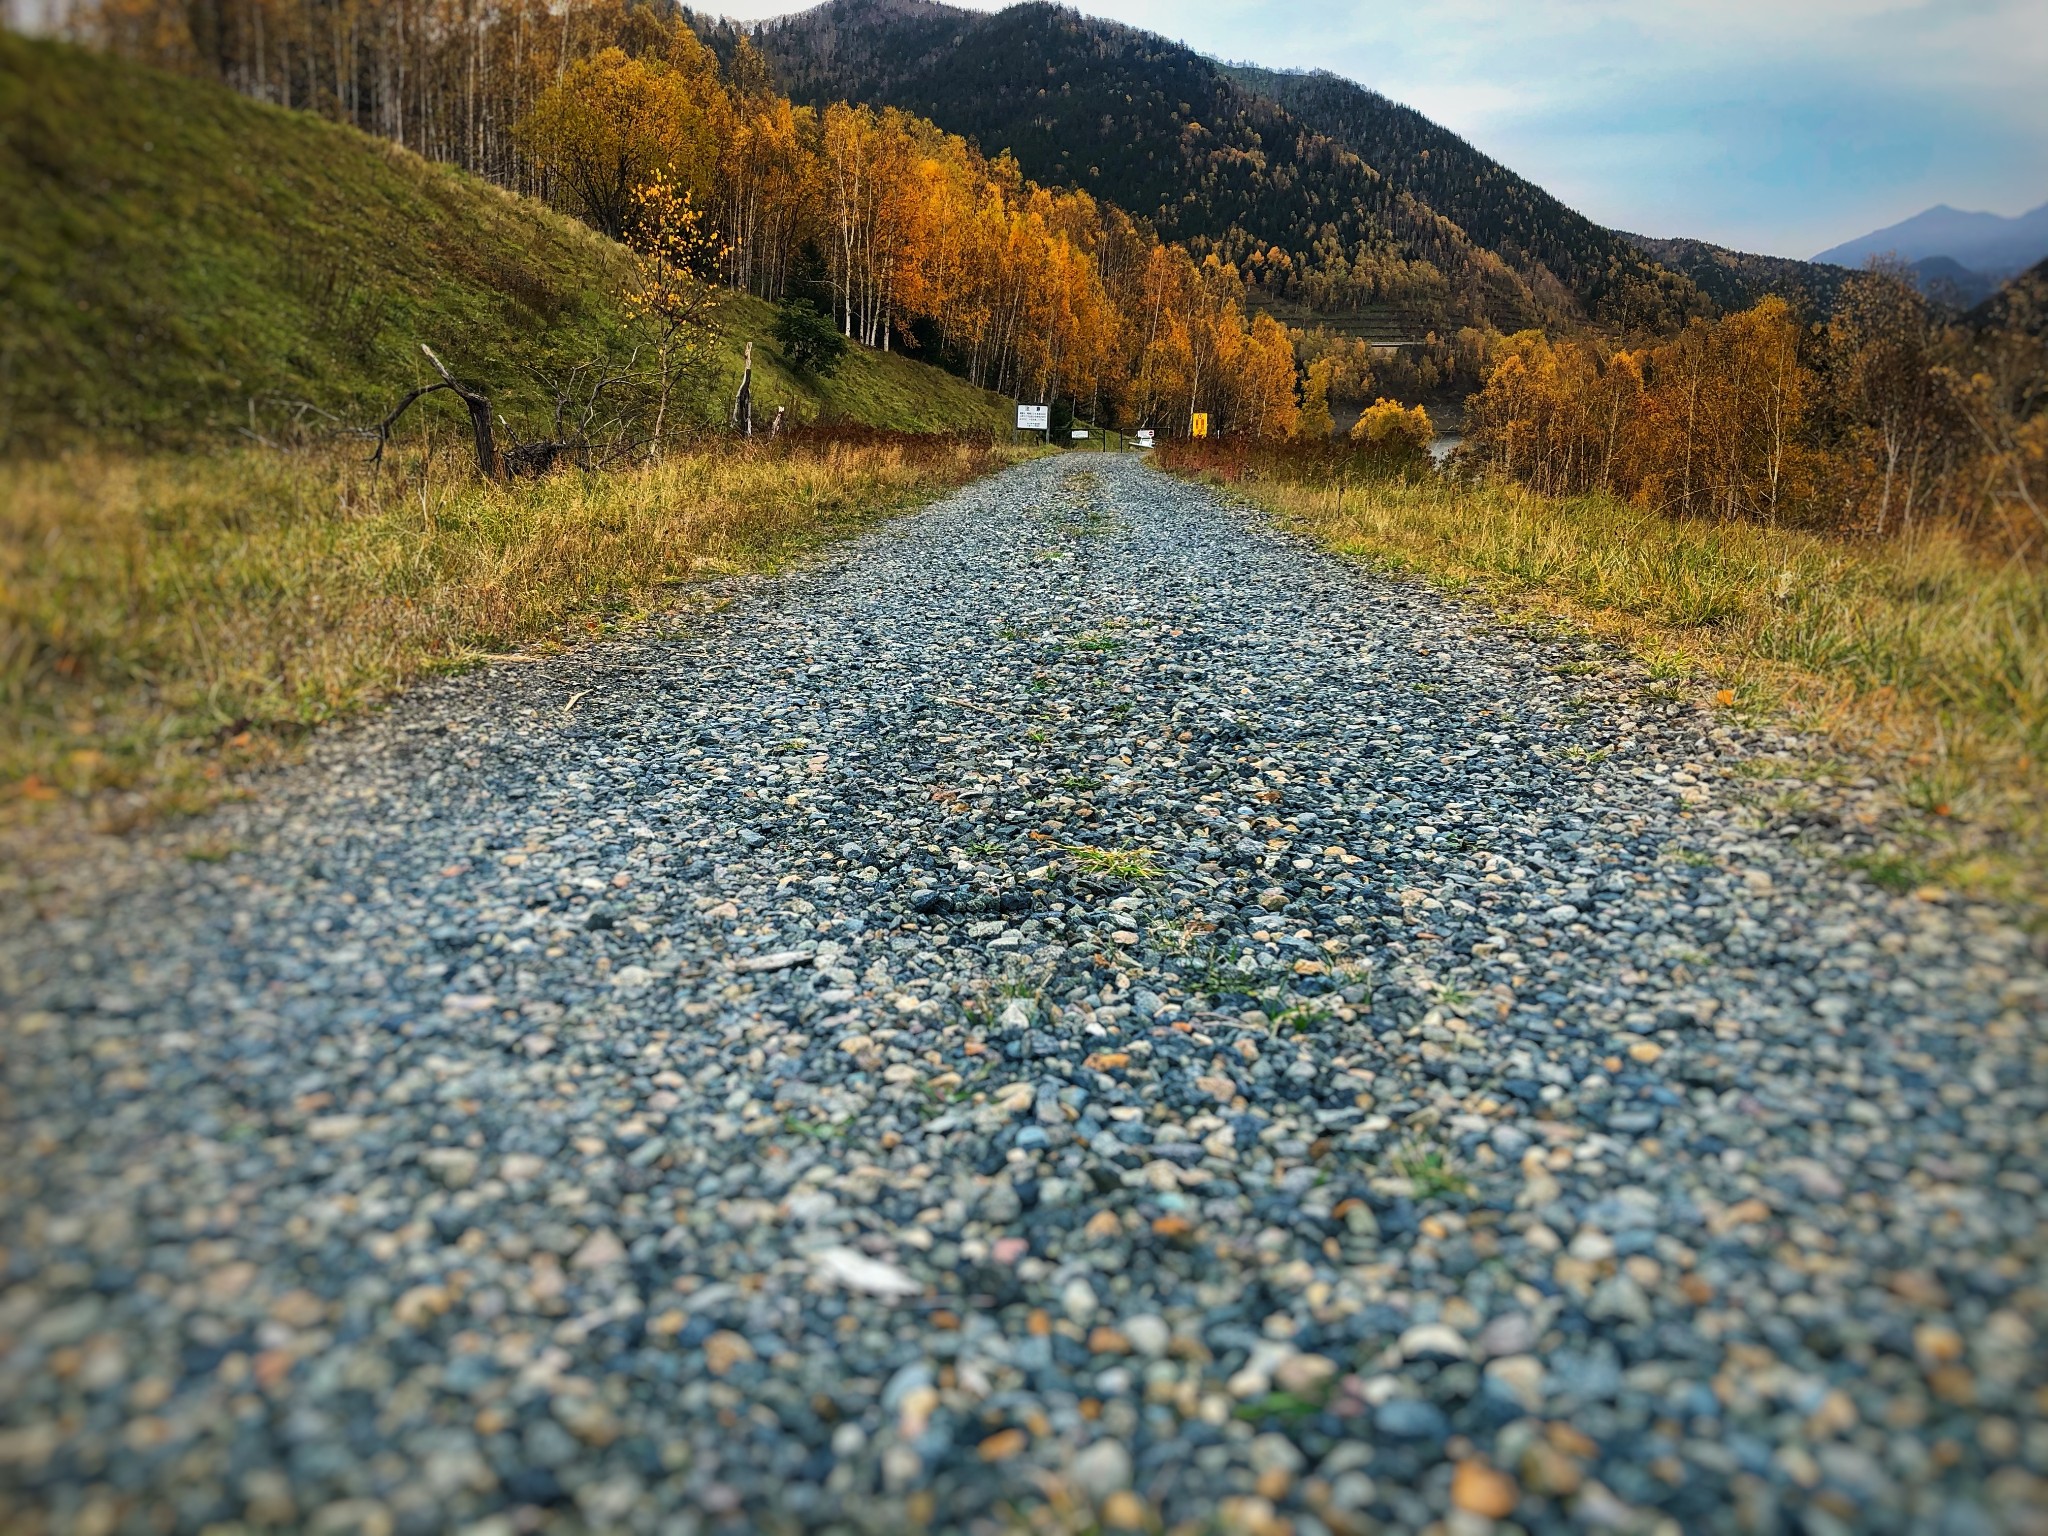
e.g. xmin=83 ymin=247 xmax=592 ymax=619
xmin=1179 ymin=462 xmax=2048 ymax=907
xmin=1 ymin=432 xmax=1008 ymax=842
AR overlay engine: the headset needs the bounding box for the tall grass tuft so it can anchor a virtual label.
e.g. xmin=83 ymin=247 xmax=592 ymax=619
xmin=1 ymin=433 xmax=1005 ymax=829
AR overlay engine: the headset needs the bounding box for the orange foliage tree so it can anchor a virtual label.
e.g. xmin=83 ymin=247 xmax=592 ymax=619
xmin=70 ymin=0 xmax=1316 ymax=437
xmin=1463 ymin=278 xmax=2045 ymax=544
xmin=1469 ymin=303 xmax=1813 ymax=519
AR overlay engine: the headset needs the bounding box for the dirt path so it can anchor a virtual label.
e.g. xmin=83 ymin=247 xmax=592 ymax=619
xmin=3 ymin=456 xmax=2043 ymax=1535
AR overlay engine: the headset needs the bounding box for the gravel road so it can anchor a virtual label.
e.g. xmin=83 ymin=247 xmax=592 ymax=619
xmin=4 ymin=456 xmax=2045 ymax=1536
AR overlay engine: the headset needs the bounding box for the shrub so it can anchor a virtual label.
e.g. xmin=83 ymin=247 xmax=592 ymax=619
xmin=772 ymin=300 xmax=850 ymax=377
xmin=1349 ymin=398 xmax=1435 ymax=467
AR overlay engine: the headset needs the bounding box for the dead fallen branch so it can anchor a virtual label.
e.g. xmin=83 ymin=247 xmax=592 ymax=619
xmin=371 ymin=345 xmax=501 ymax=479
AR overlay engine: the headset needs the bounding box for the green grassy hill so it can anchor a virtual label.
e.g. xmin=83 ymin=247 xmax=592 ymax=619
xmin=0 ymin=32 xmax=1007 ymax=452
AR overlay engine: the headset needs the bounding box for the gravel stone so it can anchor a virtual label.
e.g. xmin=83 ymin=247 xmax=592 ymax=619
xmin=1070 ymin=1438 xmax=1134 ymax=1500
xmin=3 ymin=457 xmax=2045 ymax=1534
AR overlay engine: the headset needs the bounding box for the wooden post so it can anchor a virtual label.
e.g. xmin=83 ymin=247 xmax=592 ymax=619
xmin=733 ymin=341 xmax=753 ymax=437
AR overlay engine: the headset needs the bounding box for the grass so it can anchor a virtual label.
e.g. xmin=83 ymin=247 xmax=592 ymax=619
xmin=1192 ymin=466 xmax=2048 ymax=905
xmin=1186 ymin=942 xmax=1269 ymax=998
xmin=1271 ymin=1000 xmax=1332 ymax=1033
xmin=958 ymin=964 xmax=1050 ymax=1032
xmin=0 ymin=433 xmax=1009 ymax=833
xmin=1233 ymin=1392 xmax=1326 ymax=1424
xmin=1391 ymin=1143 xmax=1473 ymax=1199
xmin=1846 ymin=851 xmax=1936 ymax=894
xmin=0 ymin=34 xmax=1010 ymax=450
xmin=1062 ymin=844 xmax=1163 ymax=882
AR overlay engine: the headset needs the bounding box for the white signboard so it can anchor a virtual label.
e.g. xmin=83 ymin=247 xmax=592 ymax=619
xmin=1017 ymin=404 xmax=1050 ymax=430
xmin=1071 ymin=428 xmax=1089 ymax=439
xmin=1135 ymin=429 xmax=1155 ymax=449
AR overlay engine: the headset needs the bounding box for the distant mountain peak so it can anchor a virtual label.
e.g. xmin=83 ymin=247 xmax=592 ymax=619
xmin=1812 ymin=200 xmax=2048 ymax=278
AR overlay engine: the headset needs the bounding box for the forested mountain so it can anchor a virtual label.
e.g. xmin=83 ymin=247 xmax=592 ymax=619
xmin=1620 ymin=234 xmax=1854 ymax=318
xmin=1907 ymin=256 xmax=1998 ymax=310
xmin=1970 ymin=257 xmax=2048 ymax=339
xmin=745 ymin=0 xmax=1702 ymax=336
xmin=1224 ymin=65 xmax=1690 ymax=330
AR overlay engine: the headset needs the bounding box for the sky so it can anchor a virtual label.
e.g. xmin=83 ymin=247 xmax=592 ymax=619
xmin=705 ymin=0 xmax=2048 ymax=259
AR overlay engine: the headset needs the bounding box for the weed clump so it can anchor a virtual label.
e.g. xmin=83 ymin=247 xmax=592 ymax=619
xmin=1063 ymin=844 xmax=1163 ymax=883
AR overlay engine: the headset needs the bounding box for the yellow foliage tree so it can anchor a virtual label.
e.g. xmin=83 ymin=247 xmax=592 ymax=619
xmin=1467 ymin=298 xmax=1823 ymax=525
xmin=518 ymin=47 xmax=722 ymax=241
xmin=625 ymin=172 xmax=725 ymax=457
xmin=1233 ymin=311 xmax=1301 ymax=438
xmin=1297 ymin=357 xmax=1336 ymax=440
xmin=1350 ymin=397 xmax=1434 ymax=464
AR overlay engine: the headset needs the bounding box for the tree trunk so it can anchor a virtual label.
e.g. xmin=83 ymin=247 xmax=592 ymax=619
xmin=423 ymin=345 xmax=499 ymax=478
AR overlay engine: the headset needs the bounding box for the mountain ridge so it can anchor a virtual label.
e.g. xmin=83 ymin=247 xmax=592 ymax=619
xmin=744 ymin=0 xmax=1701 ymax=334
xmin=1619 ymin=233 xmax=1854 ymax=317
xmin=1221 ymin=64 xmax=1681 ymax=327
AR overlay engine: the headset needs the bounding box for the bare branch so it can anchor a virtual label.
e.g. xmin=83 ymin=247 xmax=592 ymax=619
xmin=369 ymin=382 xmax=457 ymax=467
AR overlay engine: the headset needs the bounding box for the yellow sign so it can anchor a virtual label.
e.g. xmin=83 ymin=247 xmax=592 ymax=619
xmin=1190 ymin=412 xmax=1209 ymax=438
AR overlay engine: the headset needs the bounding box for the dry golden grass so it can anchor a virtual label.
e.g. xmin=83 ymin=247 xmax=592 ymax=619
xmin=1 ymin=435 xmax=1005 ymax=835
xmin=1214 ymin=470 xmax=2048 ymax=904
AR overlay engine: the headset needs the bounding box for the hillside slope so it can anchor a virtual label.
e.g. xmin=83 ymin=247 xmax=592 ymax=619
xmin=0 ymin=33 xmax=1007 ymax=451
xmin=1970 ymin=257 xmax=2048 ymax=339
xmin=1225 ymin=65 xmax=1691 ymax=328
xmin=1620 ymin=233 xmax=1853 ymax=317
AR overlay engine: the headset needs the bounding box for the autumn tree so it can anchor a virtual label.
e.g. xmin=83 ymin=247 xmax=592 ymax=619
xmin=1349 ymin=398 xmax=1433 ymax=466
xmin=625 ymin=172 xmax=724 ymax=457
xmin=1232 ymin=312 xmax=1301 ymax=438
xmin=1716 ymin=297 xmax=1809 ymax=525
xmin=1296 ymin=357 xmax=1336 ymax=440
xmin=1294 ymin=332 xmax=1378 ymax=412
xmin=519 ymin=46 xmax=722 ymax=241
xmin=717 ymin=95 xmax=819 ymax=299
xmin=1826 ymin=266 xmax=1942 ymax=534
xmin=1465 ymin=331 xmax=1602 ymax=494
